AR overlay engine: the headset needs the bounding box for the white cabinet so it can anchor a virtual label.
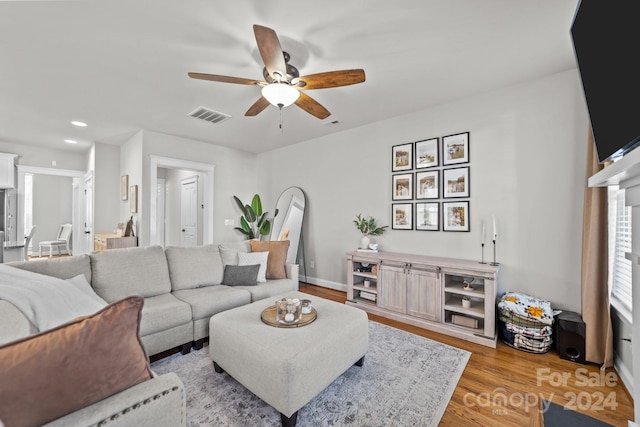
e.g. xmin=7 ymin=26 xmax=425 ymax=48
xmin=346 ymin=250 xmax=499 ymax=348
xmin=0 ymin=153 xmax=16 ymax=188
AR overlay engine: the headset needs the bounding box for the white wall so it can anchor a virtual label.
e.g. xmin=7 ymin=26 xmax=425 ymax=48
xmin=92 ymin=143 xmax=120 ymax=235
xmin=260 ymin=69 xmax=589 ymax=312
xmin=119 ymin=131 xmax=144 ymax=238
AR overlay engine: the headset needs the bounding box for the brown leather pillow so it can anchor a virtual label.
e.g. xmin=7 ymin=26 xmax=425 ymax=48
xmin=0 ymin=296 xmax=153 ymax=427
xmin=249 ymin=240 xmax=290 ymax=279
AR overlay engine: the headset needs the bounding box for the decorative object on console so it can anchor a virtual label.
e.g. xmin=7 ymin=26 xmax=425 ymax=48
xmin=461 ymin=296 xmax=471 ymax=309
xmin=490 ymin=215 xmax=499 ymax=265
xmin=130 ymin=185 xmax=138 ymax=213
xmin=353 ymin=214 xmax=388 ymax=249
xmin=124 ymin=215 xmax=135 ymax=237
xmin=233 ymin=194 xmax=279 ymax=240
xmin=442 ymin=132 xmax=469 ymax=165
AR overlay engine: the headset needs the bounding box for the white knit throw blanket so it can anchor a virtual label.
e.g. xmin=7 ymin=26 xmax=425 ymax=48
xmin=0 ymin=264 xmax=106 ymax=332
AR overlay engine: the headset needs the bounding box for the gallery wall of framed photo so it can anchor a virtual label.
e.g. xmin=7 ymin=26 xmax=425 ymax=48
xmin=391 ymin=132 xmax=470 ymax=232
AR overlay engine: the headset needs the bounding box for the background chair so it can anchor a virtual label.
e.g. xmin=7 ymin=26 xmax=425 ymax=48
xmin=39 ymin=223 xmax=72 ymax=257
xmin=23 ymin=225 xmax=36 ymax=261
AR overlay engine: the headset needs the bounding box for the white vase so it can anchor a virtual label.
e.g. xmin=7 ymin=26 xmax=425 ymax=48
xmin=359 ymin=236 xmax=370 ymax=249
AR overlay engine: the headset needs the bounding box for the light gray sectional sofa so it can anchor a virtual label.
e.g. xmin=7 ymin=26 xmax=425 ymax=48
xmin=0 ymin=241 xmax=298 ymax=426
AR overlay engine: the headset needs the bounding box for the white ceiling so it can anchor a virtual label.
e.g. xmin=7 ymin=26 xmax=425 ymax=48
xmin=0 ymin=0 xmax=580 ymax=154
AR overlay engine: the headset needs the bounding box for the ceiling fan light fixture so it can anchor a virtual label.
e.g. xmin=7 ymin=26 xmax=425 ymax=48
xmin=261 ymin=83 xmax=299 ymax=108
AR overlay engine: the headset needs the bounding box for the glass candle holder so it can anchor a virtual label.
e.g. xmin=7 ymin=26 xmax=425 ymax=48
xmin=275 ymin=298 xmax=302 ymax=323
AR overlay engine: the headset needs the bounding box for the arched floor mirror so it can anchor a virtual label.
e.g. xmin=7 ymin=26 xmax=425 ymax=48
xmin=270 ymin=187 xmax=306 ymax=279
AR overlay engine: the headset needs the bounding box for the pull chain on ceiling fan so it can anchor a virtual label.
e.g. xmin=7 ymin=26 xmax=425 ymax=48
xmin=188 ymin=24 xmax=366 ymax=120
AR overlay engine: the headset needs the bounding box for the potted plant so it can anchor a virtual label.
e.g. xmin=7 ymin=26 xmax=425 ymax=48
xmin=353 ymin=214 xmax=388 ymax=249
xmin=233 ymin=194 xmax=278 ymax=240
xmin=462 ymin=296 xmax=472 ymax=309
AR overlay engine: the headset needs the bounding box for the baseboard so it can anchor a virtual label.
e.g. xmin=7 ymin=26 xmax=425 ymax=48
xmin=614 ymin=354 xmax=634 ymax=397
xmin=300 ymin=275 xmax=346 ymax=292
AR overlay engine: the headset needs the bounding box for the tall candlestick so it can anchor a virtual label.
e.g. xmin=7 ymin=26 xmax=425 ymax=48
xmin=492 ymin=215 xmax=497 ymax=241
xmin=481 ymin=223 xmax=486 ymax=245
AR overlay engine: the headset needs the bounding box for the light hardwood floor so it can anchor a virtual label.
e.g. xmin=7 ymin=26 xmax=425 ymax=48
xmin=299 ymin=282 xmax=634 ymax=427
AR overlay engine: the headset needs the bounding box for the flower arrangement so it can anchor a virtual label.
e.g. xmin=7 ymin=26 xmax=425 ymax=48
xmin=353 ymin=214 xmax=388 ymax=236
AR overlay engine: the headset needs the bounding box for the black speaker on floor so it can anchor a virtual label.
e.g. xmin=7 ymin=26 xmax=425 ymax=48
xmin=554 ymin=311 xmax=586 ymax=364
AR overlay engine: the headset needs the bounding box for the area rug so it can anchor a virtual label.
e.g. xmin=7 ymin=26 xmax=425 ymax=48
xmin=151 ymin=321 xmax=470 ymax=426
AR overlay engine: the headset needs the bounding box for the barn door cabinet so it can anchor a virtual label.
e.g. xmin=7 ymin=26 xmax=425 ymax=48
xmin=346 ymin=250 xmax=499 ymax=348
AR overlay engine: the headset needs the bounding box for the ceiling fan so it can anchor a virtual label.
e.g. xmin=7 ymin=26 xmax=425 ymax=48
xmin=188 ymin=25 xmax=366 ymax=120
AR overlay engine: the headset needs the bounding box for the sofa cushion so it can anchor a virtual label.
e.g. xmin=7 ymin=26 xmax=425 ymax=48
xmin=165 ymin=245 xmax=224 ymax=291
xmin=90 ymin=246 xmax=171 ymax=302
xmin=139 ymin=293 xmax=193 ymax=337
xmin=0 ymin=296 xmax=152 ymax=427
xmin=219 ymin=240 xmax=251 ymax=266
xmin=6 ymin=254 xmax=91 ymax=282
xmin=222 ymin=264 xmax=260 ymax=286
xmin=238 ymin=251 xmax=268 ymax=283
xmin=234 ymin=278 xmax=299 ymax=302
xmin=249 ymin=240 xmax=290 ymax=279
xmin=172 ymin=286 xmax=251 ymax=321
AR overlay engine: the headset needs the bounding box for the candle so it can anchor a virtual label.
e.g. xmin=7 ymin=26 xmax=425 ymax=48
xmin=481 ymin=223 xmax=486 ymax=245
xmin=492 ymin=216 xmax=497 ymax=241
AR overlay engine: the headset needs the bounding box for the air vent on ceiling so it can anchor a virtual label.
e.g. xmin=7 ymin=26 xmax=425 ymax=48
xmin=187 ymin=107 xmax=231 ymax=124
xmin=323 ymin=120 xmax=340 ymax=126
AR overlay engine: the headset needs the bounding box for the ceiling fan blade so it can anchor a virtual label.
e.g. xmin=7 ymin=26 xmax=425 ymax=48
xmin=245 ymin=97 xmax=271 ymax=116
xmin=253 ymin=24 xmax=287 ymax=81
xmin=188 ymin=72 xmax=264 ymax=86
xmin=296 ymin=69 xmax=366 ymax=90
xmin=295 ymin=92 xmax=331 ymax=120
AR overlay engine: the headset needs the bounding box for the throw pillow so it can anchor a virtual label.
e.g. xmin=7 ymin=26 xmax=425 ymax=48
xmin=238 ymin=251 xmax=268 ymax=283
xmin=66 ymin=274 xmax=108 ymax=307
xmin=222 ymin=264 xmax=260 ymax=286
xmin=0 ymin=296 xmax=153 ymax=427
xmin=249 ymin=240 xmax=290 ymax=280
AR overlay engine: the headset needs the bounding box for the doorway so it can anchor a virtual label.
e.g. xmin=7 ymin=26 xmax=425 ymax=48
xmin=149 ymin=155 xmax=214 ymax=246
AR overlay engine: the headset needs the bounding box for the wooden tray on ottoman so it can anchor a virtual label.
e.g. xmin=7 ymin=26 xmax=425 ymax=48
xmin=261 ymin=305 xmax=317 ymax=328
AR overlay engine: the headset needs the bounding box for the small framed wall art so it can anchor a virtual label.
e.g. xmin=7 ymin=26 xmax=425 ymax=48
xmin=443 ymin=166 xmax=470 ymax=198
xmin=415 ymin=138 xmax=439 ymax=169
xmin=416 ymin=202 xmax=439 ymax=231
xmin=442 ymin=132 xmax=469 ymax=165
xmin=392 ymin=143 xmax=413 ymax=171
xmin=392 ymin=203 xmax=413 ymax=230
xmin=121 ymin=175 xmax=129 ymax=201
xmin=416 ymin=170 xmax=439 ymax=199
xmin=443 ymin=201 xmax=469 ymax=232
xmin=130 ymin=185 xmax=138 ymax=213
xmin=392 ymin=173 xmax=413 ymax=201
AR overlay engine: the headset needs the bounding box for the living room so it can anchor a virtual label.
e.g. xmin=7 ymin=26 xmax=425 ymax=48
xmin=0 ymin=1 xmax=636 ymax=426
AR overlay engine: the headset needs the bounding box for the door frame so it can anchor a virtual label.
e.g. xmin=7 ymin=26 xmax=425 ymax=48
xmin=149 ymin=155 xmax=214 ymax=246
xmin=16 ymin=165 xmax=87 ymax=255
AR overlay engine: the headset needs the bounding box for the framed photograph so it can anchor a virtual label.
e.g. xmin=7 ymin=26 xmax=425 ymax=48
xmin=443 ymin=166 xmax=470 ymax=198
xmin=443 ymin=201 xmax=469 ymax=232
xmin=416 ymin=202 xmax=439 ymax=231
xmin=416 ymin=170 xmax=439 ymax=199
xmin=442 ymin=132 xmax=469 ymax=165
xmin=415 ymin=138 xmax=439 ymax=168
xmin=392 ymin=203 xmax=413 ymax=230
xmin=121 ymin=175 xmax=129 ymax=201
xmin=130 ymin=185 xmax=138 ymax=213
xmin=392 ymin=143 xmax=413 ymax=171
xmin=392 ymin=173 xmax=413 ymax=200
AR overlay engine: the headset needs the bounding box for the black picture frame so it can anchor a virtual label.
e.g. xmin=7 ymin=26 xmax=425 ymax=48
xmin=416 ymin=170 xmax=439 ymax=199
xmin=392 ymin=203 xmax=413 ymax=230
xmin=442 ymin=132 xmax=470 ymax=165
xmin=416 ymin=202 xmax=439 ymax=231
xmin=392 ymin=173 xmax=413 ymax=201
xmin=443 ymin=166 xmax=470 ymax=198
xmin=415 ymin=138 xmax=439 ymax=169
xmin=443 ymin=201 xmax=470 ymax=232
xmin=392 ymin=143 xmax=413 ymax=171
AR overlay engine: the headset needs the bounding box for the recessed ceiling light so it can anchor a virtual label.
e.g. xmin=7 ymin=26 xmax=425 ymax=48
xmin=71 ymin=121 xmax=87 ymax=127
xmin=64 ymin=139 xmax=78 ymax=144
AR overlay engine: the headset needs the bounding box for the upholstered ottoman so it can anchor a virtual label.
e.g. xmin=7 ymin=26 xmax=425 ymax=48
xmin=209 ymin=291 xmax=368 ymax=427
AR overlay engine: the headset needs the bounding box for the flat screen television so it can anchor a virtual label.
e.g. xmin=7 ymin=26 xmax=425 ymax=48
xmin=570 ymin=0 xmax=640 ymax=164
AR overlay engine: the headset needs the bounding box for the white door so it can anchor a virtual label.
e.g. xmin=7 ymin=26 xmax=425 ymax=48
xmin=157 ymin=178 xmax=166 ymax=247
xmin=83 ymin=173 xmax=93 ymax=253
xmin=180 ymin=177 xmax=198 ymax=246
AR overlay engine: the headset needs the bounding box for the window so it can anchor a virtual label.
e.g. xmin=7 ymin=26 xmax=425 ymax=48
xmin=608 ymin=186 xmax=632 ymax=315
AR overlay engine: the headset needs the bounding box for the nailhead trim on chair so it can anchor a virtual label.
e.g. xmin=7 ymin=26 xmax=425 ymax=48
xmin=91 ymin=385 xmax=181 ymax=426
